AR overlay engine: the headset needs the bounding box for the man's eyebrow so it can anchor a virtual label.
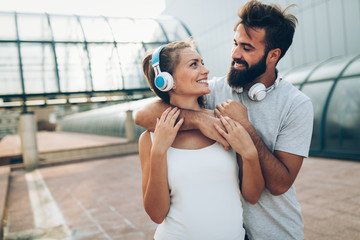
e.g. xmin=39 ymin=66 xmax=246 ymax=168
xmin=240 ymin=42 xmax=255 ymax=48
xmin=233 ymin=39 xmax=255 ymax=48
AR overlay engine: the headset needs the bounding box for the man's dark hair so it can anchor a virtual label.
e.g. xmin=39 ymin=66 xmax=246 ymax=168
xmin=235 ymin=0 xmax=297 ymax=60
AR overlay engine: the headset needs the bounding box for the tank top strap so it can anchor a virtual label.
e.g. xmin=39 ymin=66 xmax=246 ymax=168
xmin=149 ymin=131 xmax=154 ymax=142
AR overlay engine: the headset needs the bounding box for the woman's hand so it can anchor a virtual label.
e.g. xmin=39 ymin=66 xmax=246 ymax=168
xmin=152 ymin=107 xmax=184 ymax=154
xmin=214 ymin=115 xmax=257 ymax=158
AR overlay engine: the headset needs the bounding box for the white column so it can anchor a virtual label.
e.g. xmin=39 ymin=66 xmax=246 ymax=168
xmin=125 ymin=110 xmax=135 ymax=141
xmin=19 ymin=112 xmax=39 ymax=170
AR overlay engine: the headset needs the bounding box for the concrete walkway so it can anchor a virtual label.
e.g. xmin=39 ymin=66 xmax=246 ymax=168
xmin=1 ymin=151 xmax=360 ymax=239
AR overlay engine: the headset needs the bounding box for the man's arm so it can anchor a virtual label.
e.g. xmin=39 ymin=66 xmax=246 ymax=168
xmin=246 ymin=124 xmax=303 ymax=195
xmin=134 ymin=99 xmax=168 ymax=132
xmin=215 ymin=100 xmax=303 ymax=195
xmin=134 ymin=98 xmax=230 ymax=149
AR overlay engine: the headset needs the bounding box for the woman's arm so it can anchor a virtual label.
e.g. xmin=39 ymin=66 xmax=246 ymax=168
xmin=139 ymin=131 xmax=170 ymax=223
xmin=215 ymin=116 xmax=264 ymax=204
xmin=138 ymin=108 xmax=184 ymax=223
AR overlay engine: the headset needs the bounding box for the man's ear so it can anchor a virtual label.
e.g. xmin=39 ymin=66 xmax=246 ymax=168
xmin=267 ymin=48 xmax=281 ymax=63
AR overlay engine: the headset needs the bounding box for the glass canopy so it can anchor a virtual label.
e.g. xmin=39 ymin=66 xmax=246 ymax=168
xmin=283 ymin=53 xmax=360 ymax=161
xmin=0 ymin=12 xmax=192 ymax=108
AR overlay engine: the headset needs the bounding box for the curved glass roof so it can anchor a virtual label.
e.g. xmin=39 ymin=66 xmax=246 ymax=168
xmin=0 ymin=12 xmax=191 ymax=108
xmin=284 ymin=53 xmax=360 ymax=160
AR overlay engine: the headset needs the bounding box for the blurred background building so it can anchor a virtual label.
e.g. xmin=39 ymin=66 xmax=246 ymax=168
xmin=0 ymin=0 xmax=359 ymax=160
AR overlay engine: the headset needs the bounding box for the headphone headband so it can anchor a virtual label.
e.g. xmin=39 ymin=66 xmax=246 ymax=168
xmin=152 ymin=45 xmax=167 ymax=67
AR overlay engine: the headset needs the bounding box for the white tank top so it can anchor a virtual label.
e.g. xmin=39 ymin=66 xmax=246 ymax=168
xmin=150 ymin=133 xmax=245 ymax=240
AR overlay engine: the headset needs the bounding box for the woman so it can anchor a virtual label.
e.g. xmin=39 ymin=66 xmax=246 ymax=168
xmin=139 ymin=41 xmax=264 ymax=240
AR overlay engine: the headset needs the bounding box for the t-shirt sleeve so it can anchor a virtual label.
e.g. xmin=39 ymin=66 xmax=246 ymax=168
xmin=275 ymin=97 xmax=314 ymax=157
xmin=204 ymin=77 xmax=217 ymax=110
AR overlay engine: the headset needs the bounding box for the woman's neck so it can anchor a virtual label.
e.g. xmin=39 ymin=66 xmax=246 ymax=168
xmin=169 ymin=95 xmax=202 ymax=111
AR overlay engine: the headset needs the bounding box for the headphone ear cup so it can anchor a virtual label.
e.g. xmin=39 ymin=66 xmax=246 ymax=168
xmin=155 ymin=72 xmax=174 ymax=92
xmin=248 ymin=83 xmax=267 ymax=101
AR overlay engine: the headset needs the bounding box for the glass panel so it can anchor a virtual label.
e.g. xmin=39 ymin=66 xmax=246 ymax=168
xmin=88 ymin=44 xmax=123 ymax=91
xmin=17 ymin=13 xmax=52 ymax=41
xmin=308 ymin=55 xmax=355 ymax=81
xmin=0 ymin=43 xmax=21 ymax=94
xmin=116 ymin=43 xmax=147 ymax=89
xmin=301 ymin=81 xmax=333 ymax=150
xmin=134 ymin=19 xmax=167 ymax=42
xmin=79 ymin=17 xmax=114 ymax=42
xmin=143 ymin=43 xmax=159 ymax=51
xmin=324 ymin=77 xmax=360 ymax=151
xmin=342 ymin=56 xmax=360 ymax=77
xmin=21 ymin=43 xmax=58 ymax=93
xmin=0 ymin=13 xmax=16 ymax=40
xmin=107 ymin=18 xmax=138 ymax=42
xmin=283 ymin=62 xmax=317 ymax=85
xmin=158 ymin=17 xmax=190 ymax=41
xmin=50 ymin=15 xmax=84 ymax=42
xmin=55 ymin=43 xmax=91 ymax=92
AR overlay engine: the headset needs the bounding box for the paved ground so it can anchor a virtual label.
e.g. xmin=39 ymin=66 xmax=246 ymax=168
xmin=296 ymin=157 xmax=360 ymax=240
xmin=0 ymin=132 xmax=127 ymax=158
xmin=2 ymin=154 xmax=360 ymax=239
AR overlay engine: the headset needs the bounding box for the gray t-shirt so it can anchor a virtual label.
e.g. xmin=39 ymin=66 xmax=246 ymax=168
xmin=205 ymin=75 xmax=314 ymax=240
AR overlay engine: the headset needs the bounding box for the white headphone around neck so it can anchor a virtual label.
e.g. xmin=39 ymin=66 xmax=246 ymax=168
xmin=248 ymin=77 xmax=281 ymax=101
xmin=151 ymin=44 xmax=174 ymax=92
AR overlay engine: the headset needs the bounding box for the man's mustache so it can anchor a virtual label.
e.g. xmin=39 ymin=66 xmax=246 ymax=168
xmin=232 ymin=59 xmax=249 ymax=69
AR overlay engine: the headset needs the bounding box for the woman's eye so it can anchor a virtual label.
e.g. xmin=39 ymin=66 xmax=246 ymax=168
xmin=190 ymin=62 xmax=197 ymax=67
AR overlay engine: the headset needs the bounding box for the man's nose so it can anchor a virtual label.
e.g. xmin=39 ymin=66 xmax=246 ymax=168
xmin=231 ymin=46 xmax=242 ymax=59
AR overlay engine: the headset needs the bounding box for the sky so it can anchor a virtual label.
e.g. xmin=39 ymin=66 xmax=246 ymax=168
xmin=0 ymin=0 xmax=166 ymax=18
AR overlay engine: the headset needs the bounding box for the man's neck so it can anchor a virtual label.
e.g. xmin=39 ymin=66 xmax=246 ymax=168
xmin=245 ymin=69 xmax=277 ymax=90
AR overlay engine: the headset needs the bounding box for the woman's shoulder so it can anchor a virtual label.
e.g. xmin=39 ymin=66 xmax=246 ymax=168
xmin=139 ymin=130 xmax=152 ymax=146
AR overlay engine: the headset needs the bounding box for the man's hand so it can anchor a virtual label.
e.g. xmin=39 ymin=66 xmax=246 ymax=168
xmin=215 ymin=99 xmax=250 ymax=127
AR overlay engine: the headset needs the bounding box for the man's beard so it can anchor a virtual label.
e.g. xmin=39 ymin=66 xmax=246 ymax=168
xmin=227 ymin=52 xmax=268 ymax=88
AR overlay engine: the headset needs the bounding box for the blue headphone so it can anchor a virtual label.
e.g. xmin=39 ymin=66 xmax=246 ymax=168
xmin=151 ymin=44 xmax=174 ymax=92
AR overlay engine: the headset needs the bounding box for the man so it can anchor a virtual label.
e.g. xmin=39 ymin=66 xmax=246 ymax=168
xmin=135 ymin=1 xmax=313 ymax=239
